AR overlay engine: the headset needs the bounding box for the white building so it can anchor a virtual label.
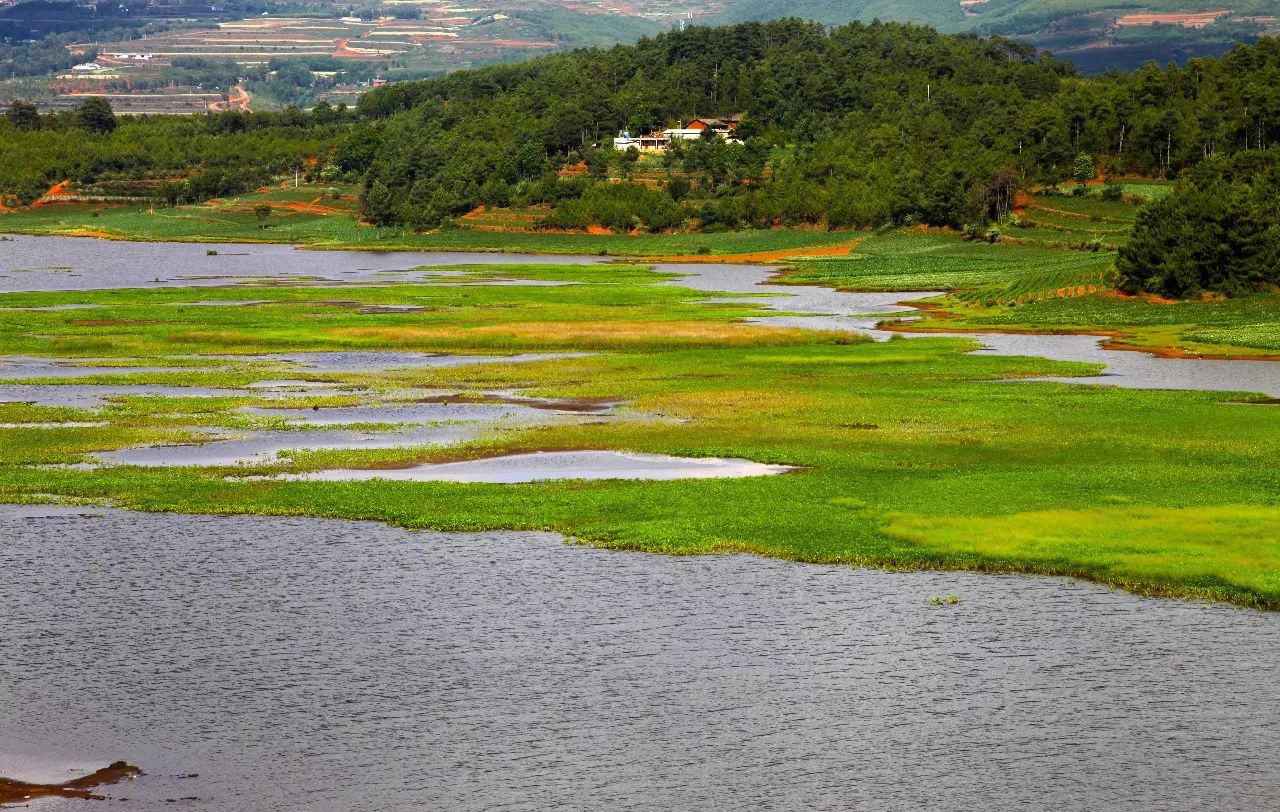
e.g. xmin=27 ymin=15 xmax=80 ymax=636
xmin=613 ymin=131 xmax=670 ymax=152
xmin=614 ymin=117 xmax=744 ymax=151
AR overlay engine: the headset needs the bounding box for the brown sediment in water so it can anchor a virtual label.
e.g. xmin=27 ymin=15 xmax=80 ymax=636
xmin=0 ymin=761 xmax=142 ymax=805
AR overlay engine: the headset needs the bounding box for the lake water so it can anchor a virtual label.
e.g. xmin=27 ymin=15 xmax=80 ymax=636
xmin=2 ymin=505 xmax=1277 ymax=811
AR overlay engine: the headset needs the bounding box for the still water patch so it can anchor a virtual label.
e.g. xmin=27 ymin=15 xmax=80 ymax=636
xmin=273 ymin=450 xmax=794 ymax=483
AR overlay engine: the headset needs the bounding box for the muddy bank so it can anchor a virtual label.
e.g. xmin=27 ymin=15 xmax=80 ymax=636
xmin=0 ymin=761 xmax=141 ymax=805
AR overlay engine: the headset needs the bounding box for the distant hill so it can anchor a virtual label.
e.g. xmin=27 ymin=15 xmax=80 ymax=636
xmin=711 ymin=0 xmax=966 ymax=30
xmin=714 ymin=0 xmax=1280 ymax=70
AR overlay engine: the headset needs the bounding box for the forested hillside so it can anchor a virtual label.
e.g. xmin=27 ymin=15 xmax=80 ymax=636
xmin=713 ymin=0 xmax=965 ymax=30
xmin=350 ymin=21 xmax=1280 ymax=231
xmin=3 ymin=20 xmax=1280 ymax=270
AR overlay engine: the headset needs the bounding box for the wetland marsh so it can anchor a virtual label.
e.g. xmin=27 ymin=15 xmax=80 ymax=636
xmin=1 ymin=234 xmax=1278 ymax=809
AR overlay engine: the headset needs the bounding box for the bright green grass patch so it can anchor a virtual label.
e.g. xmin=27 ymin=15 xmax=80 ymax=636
xmin=783 ymin=231 xmax=1115 ymax=294
xmin=1186 ymin=322 xmax=1280 ymax=352
xmin=0 ymin=402 xmax=96 ymax=424
xmin=1120 ymin=181 xmax=1176 ymax=200
xmin=883 ymin=506 xmax=1280 ymax=605
xmin=905 ymin=291 xmax=1280 ymax=357
xmin=1026 ymin=194 xmax=1141 ymax=222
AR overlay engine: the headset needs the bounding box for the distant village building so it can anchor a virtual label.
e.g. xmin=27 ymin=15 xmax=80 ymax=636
xmin=614 ymin=115 xmax=745 ymax=151
xmin=71 ymin=62 xmax=103 ymax=72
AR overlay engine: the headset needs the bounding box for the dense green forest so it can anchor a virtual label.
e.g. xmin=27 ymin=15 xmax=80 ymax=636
xmin=350 ymin=21 xmax=1280 ymax=232
xmin=3 ymin=20 xmax=1280 ymax=295
xmin=1118 ymin=153 xmax=1280 ymax=297
xmin=0 ymin=102 xmax=349 ymax=204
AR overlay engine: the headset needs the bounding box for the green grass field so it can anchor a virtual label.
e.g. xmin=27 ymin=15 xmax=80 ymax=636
xmin=1 ymin=261 xmax=1278 ymax=608
xmin=0 ymin=200 xmax=861 ymax=257
xmin=783 ymin=231 xmax=1117 ymax=295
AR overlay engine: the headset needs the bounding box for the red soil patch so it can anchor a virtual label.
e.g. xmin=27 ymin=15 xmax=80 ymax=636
xmin=1103 ymin=289 xmax=1179 ymax=305
xmin=1116 ymin=11 xmax=1231 ymax=27
xmin=32 ymin=180 xmax=72 ymax=207
xmin=1013 ymin=190 xmax=1031 ymax=215
xmin=261 ymin=198 xmax=345 ymax=216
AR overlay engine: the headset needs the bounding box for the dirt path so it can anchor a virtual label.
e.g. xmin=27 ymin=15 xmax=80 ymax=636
xmin=208 ymin=83 xmax=252 ymax=113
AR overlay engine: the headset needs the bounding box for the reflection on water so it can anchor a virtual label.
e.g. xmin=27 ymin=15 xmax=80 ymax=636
xmin=1 ymin=506 xmax=1277 ymax=811
xmin=963 ymin=332 xmax=1280 ymax=397
xmin=0 ymin=357 xmax=193 ymax=381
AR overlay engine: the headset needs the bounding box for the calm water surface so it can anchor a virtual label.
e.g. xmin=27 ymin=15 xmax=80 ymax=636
xmin=2 ymin=505 xmax=1278 ymax=811
xmin=0 ymin=235 xmax=600 ymax=291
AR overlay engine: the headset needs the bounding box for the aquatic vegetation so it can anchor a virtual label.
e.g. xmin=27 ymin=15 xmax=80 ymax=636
xmin=0 ymin=258 xmax=1277 ymax=608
